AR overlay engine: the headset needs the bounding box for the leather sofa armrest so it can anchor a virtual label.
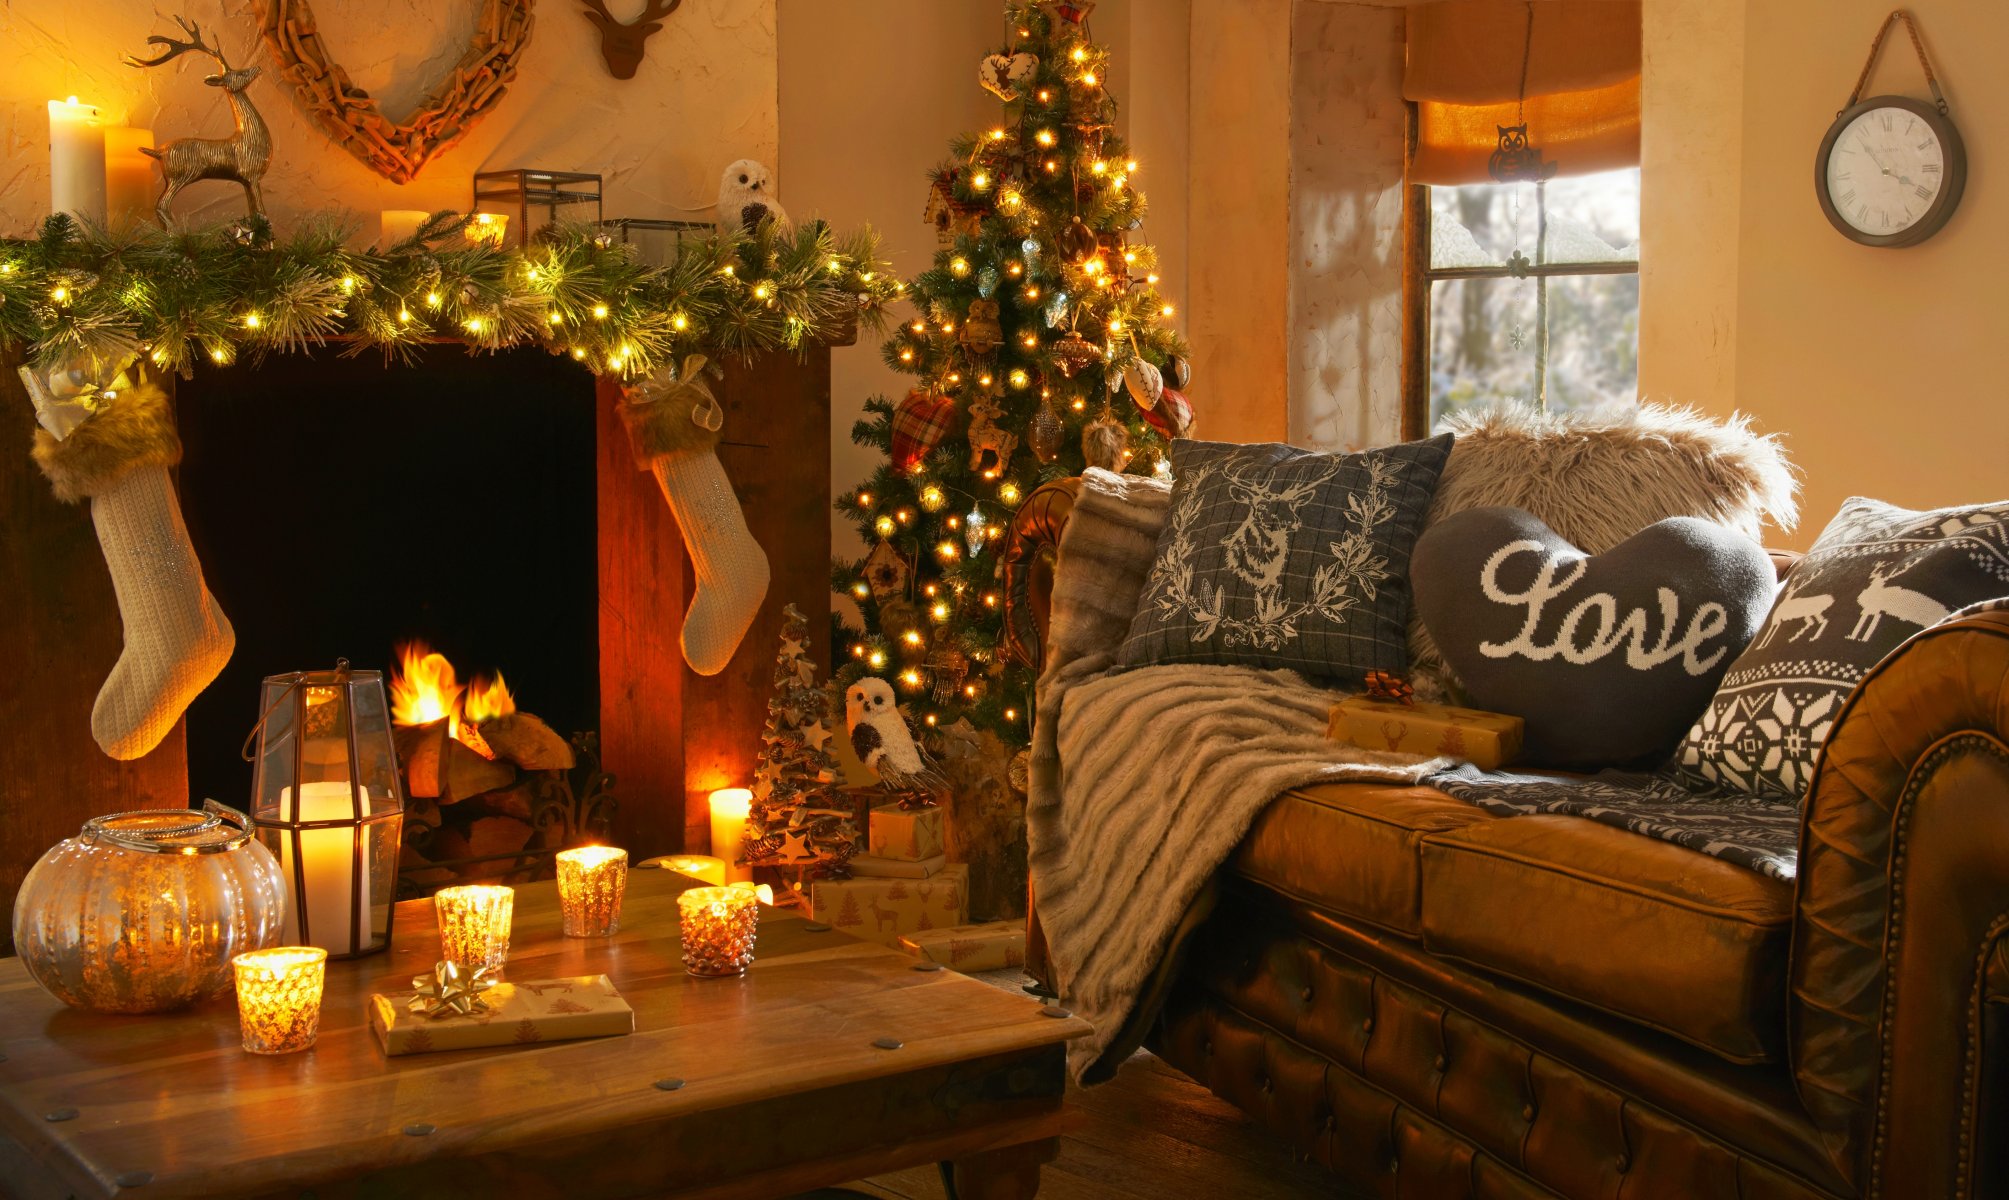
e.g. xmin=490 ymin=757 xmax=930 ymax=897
xmin=1789 ymin=607 xmax=2009 ymax=1198
xmin=999 ymin=478 xmax=1079 ymax=672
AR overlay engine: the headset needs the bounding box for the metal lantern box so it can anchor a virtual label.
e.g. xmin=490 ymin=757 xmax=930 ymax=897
xmin=248 ymin=662 xmax=405 ymax=958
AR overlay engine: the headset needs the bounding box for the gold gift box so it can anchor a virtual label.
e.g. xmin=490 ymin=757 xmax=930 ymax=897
xmin=1328 ymin=695 xmax=1524 ymax=770
xmin=867 ymin=803 xmax=947 ymax=862
xmin=812 ymin=863 xmax=968 ymax=945
xmin=898 ymin=920 xmax=1027 ymax=972
xmin=847 ymin=852 xmax=948 ymax=879
xmin=370 ymin=974 xmax=635 ymax=1057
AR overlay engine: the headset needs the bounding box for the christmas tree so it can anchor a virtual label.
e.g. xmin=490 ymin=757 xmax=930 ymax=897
xmin=833 ymin=0 xmax=1192 ymax=751
xmin=743 ymin=605 xmax=857 ymax=886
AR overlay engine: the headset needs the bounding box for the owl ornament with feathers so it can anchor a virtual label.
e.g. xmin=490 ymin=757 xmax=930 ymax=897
xmin=846 ymin=678 xmax=947 ymax=806
xmin=716 ymin=159 xmax=792 ymax=237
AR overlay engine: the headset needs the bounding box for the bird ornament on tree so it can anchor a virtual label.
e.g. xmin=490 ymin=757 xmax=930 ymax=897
xmin=716 ymin=159 xmax=791 ymax=237
xmin=845 ymin=677 xmax=946 ymax=806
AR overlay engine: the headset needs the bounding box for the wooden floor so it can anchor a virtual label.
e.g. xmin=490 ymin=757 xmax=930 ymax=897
xmin=838 ymin=1049 xmax=1339 ymax=1199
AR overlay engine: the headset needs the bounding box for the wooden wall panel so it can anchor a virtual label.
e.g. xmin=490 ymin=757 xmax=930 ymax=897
xmin=0 ymin=350 xmax=187 ymax=955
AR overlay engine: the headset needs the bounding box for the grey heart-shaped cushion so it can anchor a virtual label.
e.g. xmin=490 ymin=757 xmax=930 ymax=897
xmin=1412 ymin=507 xmax=1775 ymax=768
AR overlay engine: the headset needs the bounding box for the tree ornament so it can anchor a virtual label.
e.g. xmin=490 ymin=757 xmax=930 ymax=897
xmin=927 ymin=645 xmax=971 ymax=705
xmin=1147 ymin=385 xmax=1194 ymax=439
xmin=1042 ymin=0 xmax=1096 ymax=26
xmin=619 ymin=356 xmax=769 ymax=676
xmin=890 ymin=388 xmax=958 ymax=475
xmin=1081 ymin=402 xmax=1129 ymax=472
xmin=1028 ymin=396 xmax=1066 ymax=463
xmin=1008 ymin=749 xmax=1031 ymax=794
xmin=1167 ymin=353 xmax=1192 ymax=390
xmin=862 ymin=540 xmax=910 ymax=601
xmin=959 ymin=298 xmax=1003 ymax=355
xmin=964 ymin=505 xmax=988 ymax=558
xmin=1121 ymin=358 xmax=1163 ymax=409
xmin=979 ymin=51 xmax=1039 ymax=101
xmin=965 ymin=396 xmax=1018 ymax=476
xmin=918 ymin=483 xmax=948 ymax=512
xmin=1060 ymin=216 xmax=1099 ymax=262
xmin=1051 ymin=330 xmax=1102 ymax=378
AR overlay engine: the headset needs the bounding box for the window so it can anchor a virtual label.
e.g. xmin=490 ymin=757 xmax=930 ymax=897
xmin=1414 ymin=167 xmax=1640 ymax=429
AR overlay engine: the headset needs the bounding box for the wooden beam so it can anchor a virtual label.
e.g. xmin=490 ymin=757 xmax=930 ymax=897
xmin=1400 ymin=101 xmax=1431 ymax=442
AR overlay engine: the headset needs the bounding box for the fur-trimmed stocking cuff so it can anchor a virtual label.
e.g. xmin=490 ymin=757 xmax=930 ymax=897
xmin=617 ymin=354 xmax=724 ymax=468
xmin=31 ymin=382 xmax=182 ymax=504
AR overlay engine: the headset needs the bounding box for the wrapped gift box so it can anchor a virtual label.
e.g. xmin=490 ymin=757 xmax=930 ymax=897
xmin=1328 ymin=696 xmax=1523 ymax=770
xmin=371 ymin=975 xmax=634 ymax=1057
xmin=868 ymin=802 xmax=946 ymax=861
xmin=812 ymin=863 xmax=967 ymax=944
xmin=898 ymin=920 xmax=1026 ymax=972
xmin=848 ymin=852 xmax=949 ymax=879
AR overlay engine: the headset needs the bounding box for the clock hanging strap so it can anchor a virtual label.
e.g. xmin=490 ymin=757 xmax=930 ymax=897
xmin=1846 ymin=9 xmax=1948 ymax=115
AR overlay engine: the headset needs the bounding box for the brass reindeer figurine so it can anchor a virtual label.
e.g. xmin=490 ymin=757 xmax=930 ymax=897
xmin=124 ymin=17 xmax=272 ymax=224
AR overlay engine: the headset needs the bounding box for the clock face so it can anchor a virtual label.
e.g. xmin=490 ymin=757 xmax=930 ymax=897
xmin=1816 ymin=96 xmax=1965 ymax=247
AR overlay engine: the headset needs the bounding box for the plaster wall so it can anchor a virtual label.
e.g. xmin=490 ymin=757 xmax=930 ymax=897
xmin=0 ymin=0 xmax=777 ymax=233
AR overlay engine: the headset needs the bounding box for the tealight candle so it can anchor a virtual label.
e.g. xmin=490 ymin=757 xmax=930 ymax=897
xmin=708 ymin=788 xmax=754 ymax=883
xmin=657 ymin=853 xmax=726 ymax=886
xmin=434 ymin=885 xmax=514 ymax=973
xmin=232 ymin=947 xmax=328 ymax=1055
xmin=47 ymin=97 xmax=106 ymax=222
xmin=678 ymin=886 xmax=759 ymax=978
xmin=379 ymin=209 xmax=429 ymax=247
xmin=464 ymin=211 xmax=509 ymax=247
xmin=556 ymin=846 xmax=628 ymax=937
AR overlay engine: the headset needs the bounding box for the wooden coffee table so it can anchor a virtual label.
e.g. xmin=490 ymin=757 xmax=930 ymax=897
xmin=0 ymin=868 xmax=1087 ymax=1199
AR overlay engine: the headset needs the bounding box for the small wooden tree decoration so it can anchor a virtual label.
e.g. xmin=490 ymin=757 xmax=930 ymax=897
xmin=741 ymin=605 xmax=857 ymax=900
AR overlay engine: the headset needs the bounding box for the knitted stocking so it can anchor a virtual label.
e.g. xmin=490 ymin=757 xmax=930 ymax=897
xmin=620 ymin=356 xmax=769 ymax=676
xmin=29 ymin=380 xmax=233 ymax=759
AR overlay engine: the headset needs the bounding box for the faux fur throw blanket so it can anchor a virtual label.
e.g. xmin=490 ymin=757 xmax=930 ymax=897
xmin=1028 ymin=469 xmax=1448 ymax=1082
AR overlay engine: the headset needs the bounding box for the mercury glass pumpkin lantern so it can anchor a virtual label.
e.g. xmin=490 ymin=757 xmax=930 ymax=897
xmin=247 ymin=661 xmax=404 ymax=958
xmin=12 ymin=802 xmax=288 ymax=1014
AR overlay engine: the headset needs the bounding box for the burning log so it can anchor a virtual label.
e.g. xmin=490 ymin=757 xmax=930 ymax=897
xmin=478 ymin=712 xmax=574 ymax=770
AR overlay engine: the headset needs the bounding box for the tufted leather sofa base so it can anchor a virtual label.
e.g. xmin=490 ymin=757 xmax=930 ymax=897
xmin=1151 ymin=884 xmax=1848 ymax=1200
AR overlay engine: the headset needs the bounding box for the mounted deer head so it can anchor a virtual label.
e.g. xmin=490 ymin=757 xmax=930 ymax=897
xmin=580 ymin=0 xmax=683 ymax=80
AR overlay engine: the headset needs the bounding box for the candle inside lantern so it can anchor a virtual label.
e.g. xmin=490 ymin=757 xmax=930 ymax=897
xmin=103 ymin=126 xmax=156 ymax=227
xmin=48 ymin=97 xmax=107 ymax=222
xmin=556 ymin=846 xmax=628 ymax=937
xmin=708 ymin=788 xmax=754 ymax=883
xmin=435 ymin=885 xmax=514 ymax=973
xmin=232 ymin=947 xmax=328 ymax=1055
xmin=678 ymin=886 xmax=759 ymax=977
xmin=657 ymin=854 xmax=726 ymax=886
xmin=464 ymin=211 xmax=509 ymax=247
xmin=276 ymin=782 xmax=373 ymax=954
xmin=379 ymin=209 xmax=429 ymax=247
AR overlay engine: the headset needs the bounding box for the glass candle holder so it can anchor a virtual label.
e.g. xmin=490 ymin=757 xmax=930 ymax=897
xmin=678 ymin=886 xmax=759 ymax=978
xmin=232 ymin=947 xmax=328 ymax=1055
xmin=556 ymin=846 xmax=628 ymax=937
xmin=435 ymin=885 xmax=514 ymax=973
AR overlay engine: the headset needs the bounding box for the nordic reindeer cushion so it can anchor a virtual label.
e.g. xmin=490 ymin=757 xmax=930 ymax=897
xmin=1119 ymin=434 xmax=1454 ymax=681
xmin=1412 ymin=507 xmax=1775 ymax=768
xmin=1669 ymin=496 xmax=2009 ymax=799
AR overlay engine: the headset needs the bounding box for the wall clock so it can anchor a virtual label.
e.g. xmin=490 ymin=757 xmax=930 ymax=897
xmin=1814 ymin=12 xmax=1966 ymax=248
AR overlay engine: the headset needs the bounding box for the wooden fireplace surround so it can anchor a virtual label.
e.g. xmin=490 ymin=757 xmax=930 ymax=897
xmin=0 ymin=345 xmax=834 ymax=954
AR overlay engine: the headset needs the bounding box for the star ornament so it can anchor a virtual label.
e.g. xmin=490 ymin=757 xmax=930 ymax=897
xmin=409 ymin=959 xmax=499 ymax=1019
xmin=801 ymin=720 xmax=832 ymax=751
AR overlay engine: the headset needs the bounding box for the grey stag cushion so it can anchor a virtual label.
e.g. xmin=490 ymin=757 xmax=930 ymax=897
xmin=1412 ymin=507 xmax=1775 ymax=768
xmin=1669 ymin=496 xmax=2009 ymax=799
xmin=1118 ymin=434 xmax=1454 ymax=681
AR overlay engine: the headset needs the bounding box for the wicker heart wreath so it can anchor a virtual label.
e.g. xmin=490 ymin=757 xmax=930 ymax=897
xmin=259 ymin=0 xmax=535 ymax=185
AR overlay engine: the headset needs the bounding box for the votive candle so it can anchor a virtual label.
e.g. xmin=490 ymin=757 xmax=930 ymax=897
xmin=435 ymin=885 xmax=514 ymax=973
xmin=658 ymin=853 xmax=726 ymax=886
xmin=232 ymin=947 xmax=328 ymax=1055
xmin=48 ymin=98 xmax=107 ymax=222
xmin=556 ymin=846 xmax=628 ymax=937
xmin=708 ymin=787 xmax=754 ymax=883
xmin=464 ymin=211 xmax=509 ymax=247
xmin=678 ymin=886 xmax=759 ymax=977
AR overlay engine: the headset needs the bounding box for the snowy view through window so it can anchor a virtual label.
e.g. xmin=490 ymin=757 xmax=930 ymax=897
xmin=1427 ymin=168 xmax=1639 ymax=426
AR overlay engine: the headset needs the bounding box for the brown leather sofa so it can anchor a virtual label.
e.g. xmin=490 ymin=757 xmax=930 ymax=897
xmin=1001 ymin=479 xmax=2009 ymax=1200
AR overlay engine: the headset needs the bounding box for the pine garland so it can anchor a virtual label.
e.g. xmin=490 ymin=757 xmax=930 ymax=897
xmin=0 ymin=212 xmax=901 ymax=377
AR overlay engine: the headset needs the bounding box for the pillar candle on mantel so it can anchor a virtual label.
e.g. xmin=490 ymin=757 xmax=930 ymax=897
xmin=276 ymin=782 xmax=373 ymax=953
xmin=47 ymin=98 xmax=107 ymax=222
xmin=104 ymin=127 xmax=156 ymax=227
xmin=708 ymin=788 xmax=753 ymax=883
xmin=379 ymin=209 xmax=429 ymax=246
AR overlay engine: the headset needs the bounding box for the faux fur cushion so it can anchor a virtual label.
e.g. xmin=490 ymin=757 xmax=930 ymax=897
xmin=31 ymin=381 xmax=182 ymax=504
xmin=1411 ymin=403 xmax=1799 ymax=701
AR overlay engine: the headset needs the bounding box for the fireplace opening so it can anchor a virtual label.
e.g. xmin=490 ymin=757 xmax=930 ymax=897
xmin=175 ymin=345 xmax=600 ymax=820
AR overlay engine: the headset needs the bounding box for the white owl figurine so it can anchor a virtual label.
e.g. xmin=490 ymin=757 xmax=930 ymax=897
xmin=716 ymin=159 xmax=792 ymax=238
xmin=845 ymin=677 xmax=946 ymax=799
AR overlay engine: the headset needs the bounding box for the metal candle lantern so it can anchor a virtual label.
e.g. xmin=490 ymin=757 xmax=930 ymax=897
xmin=247 ymin=661 xmax=404 ymax=958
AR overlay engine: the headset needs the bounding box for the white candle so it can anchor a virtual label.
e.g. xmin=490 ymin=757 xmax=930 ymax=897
xmin=379 ymin=209 xmax=429 ymax=247
xmin=709 ymin=787 xmax=754 ymax=883
xmin=48 ymin=98 xmax=107 ymax=223
xmin=104 ymin=127 xmax=156 ymax=228
xmin=276 ymin=782 xmax=373 ymax=953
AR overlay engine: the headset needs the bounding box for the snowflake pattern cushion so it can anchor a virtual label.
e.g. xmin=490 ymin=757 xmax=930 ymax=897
xmin=1118 ymin=435 xmax=1454 ymax=681
xmin=1668 ymin=496 xmax=2009 ymax=799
